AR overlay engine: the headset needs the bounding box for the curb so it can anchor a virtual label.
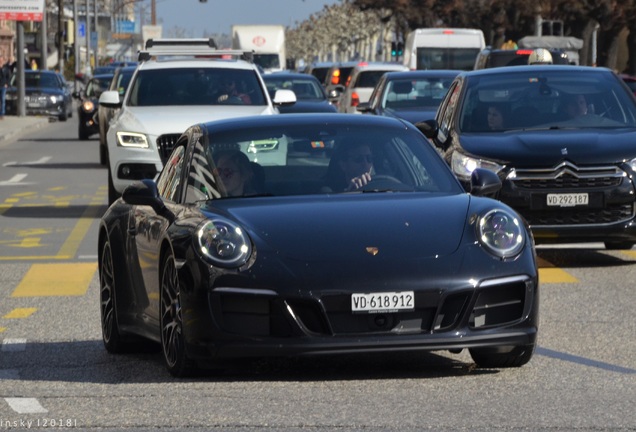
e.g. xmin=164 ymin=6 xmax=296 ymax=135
xmin=0 ymin=116 xmax=51 ymax=143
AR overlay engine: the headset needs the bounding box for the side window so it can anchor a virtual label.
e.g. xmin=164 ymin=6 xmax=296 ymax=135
xmin=438 ymin=81 xmax=461 ymax=142
xmin=185 ymin=138 xmax=221 ymax=202
xmin=156 ymin=145 xmax=185 ymax=202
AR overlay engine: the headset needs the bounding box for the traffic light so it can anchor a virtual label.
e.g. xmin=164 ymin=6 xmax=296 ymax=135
xmin=391 ymin=42 xmax=397 ymax=57
xmin=397 ymin=42 xmax=403 ymax=56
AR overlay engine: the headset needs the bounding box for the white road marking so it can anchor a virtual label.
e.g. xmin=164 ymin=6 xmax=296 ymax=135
xmin=4 ymin=397 xmax=48 ymax=413
xmin=78 ymin=255 xmax=98 ymax=260
xmin=0 ymin=174 xmax=33 ymax=186
xmin=3 ymin=156 xmax=52 ymax=167
xmin=1 ymin=338 xmax=27 ymax=351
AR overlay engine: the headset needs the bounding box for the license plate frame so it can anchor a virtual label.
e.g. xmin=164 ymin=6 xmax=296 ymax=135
xmin=546 ymin=192 xmax=589 ymax=207
xmin=351 ymin=291 xmax=415 ymax=313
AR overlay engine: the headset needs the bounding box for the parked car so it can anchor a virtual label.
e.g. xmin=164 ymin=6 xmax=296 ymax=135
xmin=262 ymin=72 xmax=336 ymax=113
xmin=418 ymin=65 xmax=636 ymax=249
xmin=73 ymin=73 xmax=113 ymax=140
xmin=6 ymin=70 xmax=73 ymax=121
xmin=357 ymin=70 xmax=460 ymax=123
xmin=99 ymin=38 xmax=295 ymax=204
xmin=97 ymin=65 xmax=137 ymax=165
xmin=337 ymin=62 xmax=409 ymax=114
xmin=474 ymin=47 xmax=569 ymax=69
xmin=98 ymin=113 xmax=538 ymax=377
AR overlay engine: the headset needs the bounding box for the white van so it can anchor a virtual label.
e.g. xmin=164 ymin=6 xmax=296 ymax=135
xmin=403 ymin=28 xmax=486 ymax=70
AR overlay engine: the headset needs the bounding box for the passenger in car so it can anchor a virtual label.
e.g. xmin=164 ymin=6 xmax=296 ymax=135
xmin=214 ymin=150 xmax=256 ymax=196
xmin=487 ymin=103 xmax=508 ymax=130
xmin=216 ymin=78 xmax=252 ymax=104
xmin=322 ymin=143 xmax=375 ymax=192
xmin=563 ymin=94 xmax=588 ymax=118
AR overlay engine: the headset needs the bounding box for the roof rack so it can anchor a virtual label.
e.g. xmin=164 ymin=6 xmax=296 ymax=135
xmin=138 ymin=38 xmax=254 ymax=63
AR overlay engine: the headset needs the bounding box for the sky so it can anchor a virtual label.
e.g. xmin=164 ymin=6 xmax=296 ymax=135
xmin=154 ymin=0 xmax=341 ymax=37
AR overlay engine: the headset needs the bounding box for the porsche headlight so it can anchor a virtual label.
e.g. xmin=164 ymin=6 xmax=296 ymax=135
xmin=196 ymin=219 xmax=252 ymax=267
xmin=451 ymin=151 xmax=503 ymax=181
xmin=82 ymin=100 xmax=95 ymax=112
xmin=116 ymin=131 xmax=149 ymax=148
xmin=477 ymin=209 xmax=525 ymax=258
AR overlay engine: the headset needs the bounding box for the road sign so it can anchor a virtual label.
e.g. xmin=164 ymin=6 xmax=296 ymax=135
xmin=0 ymin=0 xmax=44 ymax=21
xmin=78 ymin=22 xmax=85 ymax=38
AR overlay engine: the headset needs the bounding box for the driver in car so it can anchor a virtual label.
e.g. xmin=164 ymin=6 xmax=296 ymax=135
xmin=323 ymin=143 xmax=375 ymax=192
xmin=217 ymin=77 xmax=252 ymax=104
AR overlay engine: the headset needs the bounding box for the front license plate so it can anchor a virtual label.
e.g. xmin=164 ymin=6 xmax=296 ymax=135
xmin=351 ymin=291 xmax=414 ymax=313
xmin=547 ymin=193 xmax=589 ymax=207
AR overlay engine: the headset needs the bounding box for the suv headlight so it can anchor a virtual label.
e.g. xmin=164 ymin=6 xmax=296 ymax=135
xmin=116 ymin=131 xmax=149 ymax=148
xmin=477 ymin=209 xmax=525 ymax=259
xmin=195 ymin=218 xmax=252 ymax=268
xmin=451 ymin=151 xmax=503 ymax=181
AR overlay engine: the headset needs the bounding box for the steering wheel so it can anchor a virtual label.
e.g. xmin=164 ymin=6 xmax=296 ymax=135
xmin=360 ymin=175 xmax=408 ymax=191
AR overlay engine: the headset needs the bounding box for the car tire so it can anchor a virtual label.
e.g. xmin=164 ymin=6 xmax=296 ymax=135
xmin=78 ymin=123 xmax=89 ymax=140
xmin=469 ymin=344 xmax=535 ymax=368
xmin=59 ymin=106 xmax=68 ymax=122
xmin=99 ymin=143 xmax=108 ymax=165
xmin=604 ymin=241 xmax=634 ymax=250
xmin=100 ymin=240 xmax=126 ymax=353
xmin=160 ymin=251 xmax=197 ymax=377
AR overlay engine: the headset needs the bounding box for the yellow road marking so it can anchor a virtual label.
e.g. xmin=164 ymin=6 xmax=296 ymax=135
xmin=3 ymin=308 xmax=37 ymax=318
xmin=0 ymin=327 xmax=6 ymax=333
xmin=622 ymin=250 xmax=636 ymax=258
xmin=11 ymin=263 xmax=96 ymax=297
xmin=0 ymin=255 xmax=73 ymax=261
xmin=56 ymin=199 xmax=103 ymax=259
xmin=539 ymin=268 xmax=579 ymax=283
xmin=537 ymin=256 xmax=579 ymax=283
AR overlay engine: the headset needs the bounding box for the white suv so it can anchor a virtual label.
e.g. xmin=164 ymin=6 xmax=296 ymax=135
xmin=337 ymin=62 xmax=408 ymax=114
xmin=99 ymin=38 xmax=295 ymax=204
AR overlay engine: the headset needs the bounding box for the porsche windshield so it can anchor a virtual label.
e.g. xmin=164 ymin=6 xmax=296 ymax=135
xmin=182 ymin=122 xmax=463 ymax=200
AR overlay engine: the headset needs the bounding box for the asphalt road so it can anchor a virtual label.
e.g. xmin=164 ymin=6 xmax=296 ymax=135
xmin=0 ymin=116 xmax=634 ymax=431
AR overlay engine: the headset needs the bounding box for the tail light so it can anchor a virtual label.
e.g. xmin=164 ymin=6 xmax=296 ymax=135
xmin=351 ymin=92 xmax=359 ymax=107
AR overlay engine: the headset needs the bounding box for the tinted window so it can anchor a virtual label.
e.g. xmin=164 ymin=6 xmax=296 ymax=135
xmin=460 ymin=69 xmax=636 ymax=132
xmin=127 ymin=68 xmax=266 ymax=106
xmin=189 ymin=121 xmax=461 ymax=199
xmin=416 ymin=48 xmax=480 ymax=70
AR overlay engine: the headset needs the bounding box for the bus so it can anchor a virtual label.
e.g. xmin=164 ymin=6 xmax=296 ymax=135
xmin=403 ymin=28 xmax=486 ymax=70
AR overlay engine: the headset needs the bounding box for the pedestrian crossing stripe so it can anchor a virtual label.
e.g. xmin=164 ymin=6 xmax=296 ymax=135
xmin=11 ymin=263 xmax=96 ymax=297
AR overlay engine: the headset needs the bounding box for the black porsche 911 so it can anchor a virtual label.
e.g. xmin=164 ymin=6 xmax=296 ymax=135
xmin=98 ymin=114 xmax=539 ymax=377
xmin=418 ymin=65 xmax=636 ymax=249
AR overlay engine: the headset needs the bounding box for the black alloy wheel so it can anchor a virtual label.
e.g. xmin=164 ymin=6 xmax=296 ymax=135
xmin=100 ymin=240 xmax=125 ymax=352
xmin=160 ymin=251 xmax=196 ymax=377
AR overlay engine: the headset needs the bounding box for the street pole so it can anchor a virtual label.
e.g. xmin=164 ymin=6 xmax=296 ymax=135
xmin=40 ymin=1 xmax=47 ymax=70
xmin=85 ymin=0 xmax=91 ymax=74
xmin=73 ymin=0 xmax=80 ymax=91
xmin=94 ymin=0 xmax=98 ymax=66
xmin=58 ymin=0 xmax=64 ymax=72
xmin=16 ymin=22 xmax=25 ymax=117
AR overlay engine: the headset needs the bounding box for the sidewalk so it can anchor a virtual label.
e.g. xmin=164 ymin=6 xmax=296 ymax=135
xmin=0 ymin=115 xmax=51 ymax=143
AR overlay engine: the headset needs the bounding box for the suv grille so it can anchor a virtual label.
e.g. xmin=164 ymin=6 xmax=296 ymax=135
xmin=156 ymin=134 xmax=181 ymax=164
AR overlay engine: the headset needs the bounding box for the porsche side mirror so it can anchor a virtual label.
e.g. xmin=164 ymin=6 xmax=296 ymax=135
xmin=470 ymin=168 xmax=502 ymax=197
